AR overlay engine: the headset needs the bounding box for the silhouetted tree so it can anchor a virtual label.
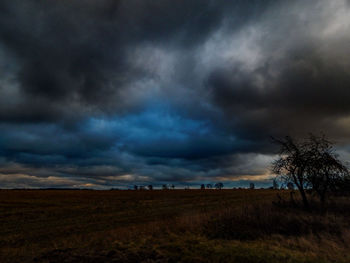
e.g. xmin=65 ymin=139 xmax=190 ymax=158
xmin=134 ymin=185 xmax=138 ymax=190
xmin=171 ymin=184 xmax=175 ymax=190
xmin=200 ymin=184 xmax=205 ymax=190
xmin=162 ymin=184 xmax=168 ymax=190
xmin=305 ymin=134 xmax=348 ymax=206
xmin=206 ymin=184 xmax=212 ymax=189
xmin=250 ymin=183 xmax=255 ymax=189
xmin=272 ymin=135 xmax=313 ymax=209
xmin=215 ymin=182 xmax=224 ymax=189
xmin=272 ymin=134 xmax=349 ymax=209
xmin=148 ymin=185 xmax=153 ymax=190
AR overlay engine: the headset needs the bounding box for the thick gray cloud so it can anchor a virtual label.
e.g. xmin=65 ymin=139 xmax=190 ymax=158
xmin=207 ymin=0 xmax=350 ymax=142
xmin=1 ymin=0 xmax=350 ymax=188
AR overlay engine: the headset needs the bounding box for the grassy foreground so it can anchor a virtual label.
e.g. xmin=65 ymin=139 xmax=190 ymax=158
xmin=1 ymin=189 xmax=349 ymax=262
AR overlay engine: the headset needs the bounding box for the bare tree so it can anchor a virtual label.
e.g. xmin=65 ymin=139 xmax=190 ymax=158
xmin=272 ymin=134 xmax=349 ymax=209
xmin=206 ymin=184 xmax=212 ymax=189
xmin=215 ymin=182 xmax=224 ymax=190
xmin=305 ymin=134 xmax=348 ymax=206
xmin=272 ymin=135 xmax=313 ymax=209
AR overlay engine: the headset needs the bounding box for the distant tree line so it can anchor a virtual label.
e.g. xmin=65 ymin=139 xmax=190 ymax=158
xmin=131 ymin=182 xmax=226 ymax=190
xmin=133 ymin=185 xmax=154 ymax=190
xmin=201 ymin=183 xmax=224 ymax=189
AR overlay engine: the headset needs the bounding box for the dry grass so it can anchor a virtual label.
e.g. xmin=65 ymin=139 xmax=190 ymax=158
xmin=0 ymin=189 xmax=349 ymax=262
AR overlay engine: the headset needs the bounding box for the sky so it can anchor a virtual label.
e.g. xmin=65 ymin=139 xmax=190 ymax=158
xmin=1 ymin=0 xmax=350 ymax=189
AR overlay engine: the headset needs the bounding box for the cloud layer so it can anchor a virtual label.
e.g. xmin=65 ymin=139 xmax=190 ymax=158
xmin=1 ymin=0 xmax=350 ymax=188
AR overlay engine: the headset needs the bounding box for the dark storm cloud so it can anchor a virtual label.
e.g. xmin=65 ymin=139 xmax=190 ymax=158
xmin=206 ymin=0 xmax=350 ymax=143
xmin=0 ymin=0 xmax=267 ymax=122
xmin=208 ymin=55 xmax=350 ymax=141
xmin=1 ymin=0 xmax=350 ymax=188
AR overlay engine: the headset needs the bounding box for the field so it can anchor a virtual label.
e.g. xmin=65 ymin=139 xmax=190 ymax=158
xmin=1 ymin=189 xmax=350 ymax=263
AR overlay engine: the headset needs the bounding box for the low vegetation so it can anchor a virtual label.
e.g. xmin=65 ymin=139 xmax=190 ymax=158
xmin=1 ymin=189 xmax=350 ymax=263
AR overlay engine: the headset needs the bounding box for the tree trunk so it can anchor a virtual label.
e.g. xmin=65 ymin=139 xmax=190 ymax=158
xmin=299 ymin=188 xmax=310 ymax=210
xmin=290 ymin=191 xmax=296 ymax=206
xmin=320 ymin=190 xmax=327 ymax=210
xmin=294 ymin=170 xmax=310 ymax=210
